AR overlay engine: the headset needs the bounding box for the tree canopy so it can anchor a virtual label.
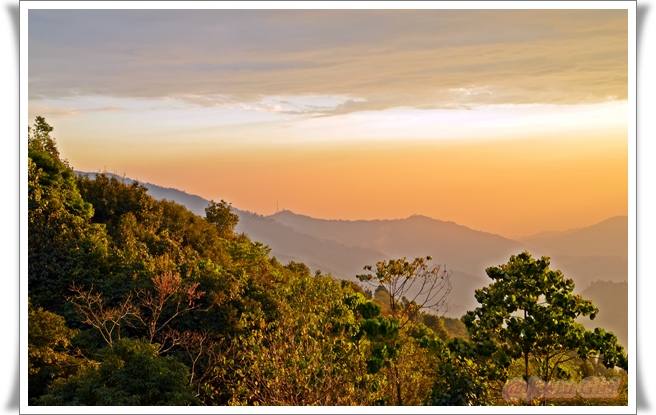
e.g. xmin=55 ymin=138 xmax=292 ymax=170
xmin=463 ymin=251 xmax=628 ymax=404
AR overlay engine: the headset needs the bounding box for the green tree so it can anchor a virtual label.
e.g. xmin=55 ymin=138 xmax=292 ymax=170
xmin=28 ymin=300 xmax=83 ymax=402
xmin=462 ymin=252 xmax=628 ymax=405
xmin=75 ymin=174 xmax=235 ymax=291
xmin=423 ymin=337 xmax=509 ymax=406
xmin=205 ymin=200 xmax=239 ymax=239
xmin=67 ymin=271 xmax=206 ymax=349
xmin=223 ymin=272 xmax=392 ymax=405
xmin=39 ymin=338 xmax=198 ymax=405
xmin=356 ymin=257 xmax=452 ymax=405
xmin=76 ymin=173 xmax=160 ymax=237
xmin=419 ymin=313 xmax=450 ymax=340
xmin=220 ymin=273 xmax=387 ymax=406
xmin=28 ymin=117 xmax=110 ymax=314
xmin=28 ymin=116 xmax=60 ymax=160
xmin=373 ymin=285 xmax=392 ymax=316
xmin=358 ymin=257 xmax=451 ymax=324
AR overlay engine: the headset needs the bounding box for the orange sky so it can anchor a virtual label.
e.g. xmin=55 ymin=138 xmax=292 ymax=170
xmin=28 ymin=8 xmax=630 ymax=239
xmin=54 ymin=124 xmax=627 ymax=239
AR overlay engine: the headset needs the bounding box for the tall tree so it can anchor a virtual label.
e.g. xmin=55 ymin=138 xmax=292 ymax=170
xmin=28 ymin=116 xmax=60 ymax=160
xmin=463 ymin=251 xmax=628 ymax=404
xmin=205 ymin=200 xmax=239 ymax=239
xmin=39 ymin=338 xmax=198 ymax=406
xmin=357 ymin=256 xmax=451 ymax=325
xmin=423 ymin=336 xmax=509 ymax=406
xmin=356 ymin=257 xmax=452 ymax=405
xmin=28 ymin=300 xmax=83 ymax=403
xmin=28 ymin=117 xmax=109 ymax=313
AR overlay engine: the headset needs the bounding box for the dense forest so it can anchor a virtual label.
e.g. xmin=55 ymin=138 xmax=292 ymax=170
xmin=28 ymin=117 xmax=628 ymax=406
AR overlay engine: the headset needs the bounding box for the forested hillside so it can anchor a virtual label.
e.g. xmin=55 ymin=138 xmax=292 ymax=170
xmin=78 ymin=173 xmax=629 ymax=339
xmin=28 ymin=118 xmax=628 ymax=406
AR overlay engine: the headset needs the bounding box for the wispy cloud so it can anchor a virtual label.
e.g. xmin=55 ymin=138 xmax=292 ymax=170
xmin=85 ymin=106 xmax=125 ymax=113
xmin=28 ymin=9 xmax=627 ymax=115
xmin=28 ymin=104 xmax=127 ymax=119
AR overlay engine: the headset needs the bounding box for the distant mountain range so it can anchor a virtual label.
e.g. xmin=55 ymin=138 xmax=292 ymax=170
xmin=518 ymin=216 xmax=628 ymax=258
xmin=580 ymin=280 xmax=628 ymax=348
xmin=75 ymin=171 xmax=629 ymax=346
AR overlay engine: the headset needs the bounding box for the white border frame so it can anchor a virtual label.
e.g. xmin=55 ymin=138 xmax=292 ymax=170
xmin=19 ymin=2 xmax=637 ymax=414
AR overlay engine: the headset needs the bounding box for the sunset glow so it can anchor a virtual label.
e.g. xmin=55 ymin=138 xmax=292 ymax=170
xmin=27 ymin=6 xmax=630 ymax=238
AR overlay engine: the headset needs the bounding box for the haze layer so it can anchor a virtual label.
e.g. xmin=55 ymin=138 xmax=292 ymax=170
xmin=28 ymin=9 xmax=629 ymax=238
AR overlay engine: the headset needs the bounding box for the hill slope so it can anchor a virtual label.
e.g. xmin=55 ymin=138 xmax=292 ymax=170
xmin=517 ymin=216 xmax=628 ymax=291
xmin=233 ymin=210 xmax=391 ymax=280
xmin=579 ymin=280 xmax=628 ymax=348
xmin=269 ymin=210 xmax=527 ymax=277
xmin=75 ymin=171 xmax=629 ymax=324
xmin=518 ymin=216 xmax=628 ymax=258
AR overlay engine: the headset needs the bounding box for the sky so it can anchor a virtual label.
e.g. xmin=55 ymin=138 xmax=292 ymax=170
xmin=27 ymin=7 xmax=630 ymax=239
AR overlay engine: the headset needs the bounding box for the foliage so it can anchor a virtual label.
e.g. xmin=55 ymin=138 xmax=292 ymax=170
xmin=205 ymin=199 xmax=239 ymax=239
xmin=28 ymin=116 xmax=60 ymax=160
xmin=462 ymin=252 xmax=628 ymax=405
xmin=28 ymin=118 xmax=108 ymax=314
xmin=28 ymin=300 xmax=83 ymax=402
xmin=419 ymin=313 xmax=450 ymax=340
xmin=223 ymin=275 xmax=387 ymax=405
xmin=357 ymin=256 xmax=451 ymax=323
xmin=356 ymin=256 xmax=453 ymax=405
xmin=39 ymin=338 xmax=198 ymax=405
xmin=422 ymin=337 xmax=509 ymax=406
xmin=442 ymin=316 xmax=469 ymax=339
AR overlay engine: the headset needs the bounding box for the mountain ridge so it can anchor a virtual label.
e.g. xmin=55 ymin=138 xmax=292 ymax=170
xmin=73 ymin=171 xmax=629 ymax=339
xmin=518 ymin=216 xmax=628 ymax=258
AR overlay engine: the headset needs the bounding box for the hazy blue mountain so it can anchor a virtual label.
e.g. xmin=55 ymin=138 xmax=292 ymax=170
xmin=518 ymin=216 xmax=628 ymax=258
xmin=547 ymin=254 xmax=628 ymax=292
xmin=233 ymin=210 xmax=392 ymax=281
xmin=579 ymin=280 xmax=628 ymax=348
xmin=269 ymin=210 xmax=528 ymax=277
xmin=516 ymin=216 xmax=629 ymax=291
